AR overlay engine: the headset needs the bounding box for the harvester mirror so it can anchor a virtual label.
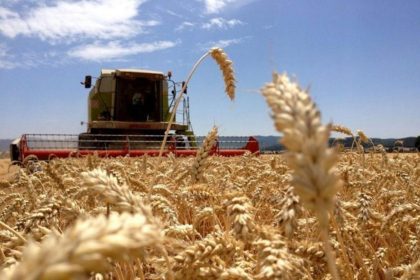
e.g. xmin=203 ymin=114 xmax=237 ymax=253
xmin=182 ymin=81 xmax=187 ymax=94
xmin=167 ymin=71 xmax=172 ymax=79
xmin=83 ymin=75 xmax=92 ymax=88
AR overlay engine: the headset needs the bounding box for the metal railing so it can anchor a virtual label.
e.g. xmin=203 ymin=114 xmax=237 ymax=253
xmin=23 ymin=134 xmax=256 ymax=151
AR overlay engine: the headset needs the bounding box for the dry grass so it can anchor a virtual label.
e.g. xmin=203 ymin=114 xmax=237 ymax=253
xmin=0 ymin=159 xmax=18 ymax=182
xmin=0 ymin=152 xmax=10 ymax=160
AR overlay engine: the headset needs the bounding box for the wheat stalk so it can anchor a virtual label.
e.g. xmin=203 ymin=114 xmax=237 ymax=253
xmin=158 ymin=47 xmax=236 ymax=159
xmin=261 ymin=72 xmax=342 ymax=279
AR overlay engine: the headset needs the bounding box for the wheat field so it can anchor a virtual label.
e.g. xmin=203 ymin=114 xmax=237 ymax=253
xmin=0 ymin=65 xmax=418 ymax=279
xmin=0 ymin=151 xmax=418 ymax=279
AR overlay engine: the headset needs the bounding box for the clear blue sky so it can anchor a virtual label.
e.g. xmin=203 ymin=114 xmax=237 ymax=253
xmin=0 ymin=0 xmax=419 ymax=139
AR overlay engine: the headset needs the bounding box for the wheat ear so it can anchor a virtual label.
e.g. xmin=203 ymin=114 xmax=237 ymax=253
xmin=331 ymin=124 xmax=356 ymax=150
xmin=0 ymin=220 xmax=26 ymax=243
xmin=209 ymin=47 xmax=236 ymax=100
xmin=191 ymin=126 xmax=218 ymax=184
xmin=261 ymin=72 xmax=342 ymax=279
xmin=357 ymin=130 xmax=369 ymax=144
xmin=5 ymin=213 xmax=162 ymax=280
xmin=80 ymin=169 xmax=155 ymax=223
xmin=356 ymin=129 xmax=375 ymax=147
xmin=158 ymin=47 xmax=235 ymax=159
xmin=226 ymin=195 xmax=255 ymax=242
xmin=401 ymin=258 xmax=420 ymax=280
xmin=375 ymin=144 xmax=389 ymax=167
xmin=331 ymin=124 xmax=353 ymax=137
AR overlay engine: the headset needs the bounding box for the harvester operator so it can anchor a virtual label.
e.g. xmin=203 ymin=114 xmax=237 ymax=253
xmin=131 ymin=91 xmax=147 ymax=121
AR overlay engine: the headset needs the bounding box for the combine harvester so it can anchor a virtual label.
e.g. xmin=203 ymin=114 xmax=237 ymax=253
xmin=10 ymin=68 xmax=259 ymax=164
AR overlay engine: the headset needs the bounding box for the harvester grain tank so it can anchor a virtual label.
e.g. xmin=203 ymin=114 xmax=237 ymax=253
xmin=10 ymin=69 xmax=259 ymax=163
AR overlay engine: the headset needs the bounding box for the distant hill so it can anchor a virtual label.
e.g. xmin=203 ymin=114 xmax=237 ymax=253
xmin=0 ymin=139 xmax=12 ymax=152
xmin=256 ymin=136 xmax=417 ymax=152
xmin=330 ymin=137 xmax=417 ymax=150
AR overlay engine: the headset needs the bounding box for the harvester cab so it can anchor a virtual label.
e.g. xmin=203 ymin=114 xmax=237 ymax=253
xmin=83 ymin=69 xmax=191 ymax=135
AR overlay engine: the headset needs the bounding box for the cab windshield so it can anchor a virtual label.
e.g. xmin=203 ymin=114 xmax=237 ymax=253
xmin=115 ymin=77 xmax=160 ymax=122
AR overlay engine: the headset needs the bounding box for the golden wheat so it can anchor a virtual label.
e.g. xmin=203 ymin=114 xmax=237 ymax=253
xmin=0 ymin=153 xmax=418 ymax=279
xmin=209 ymin=47 xmax=236 ymax=100
xmin=190 ymin=126 xmax=218 ymax=184
xmin=261 ymin=72 xmax=342 ymax=279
